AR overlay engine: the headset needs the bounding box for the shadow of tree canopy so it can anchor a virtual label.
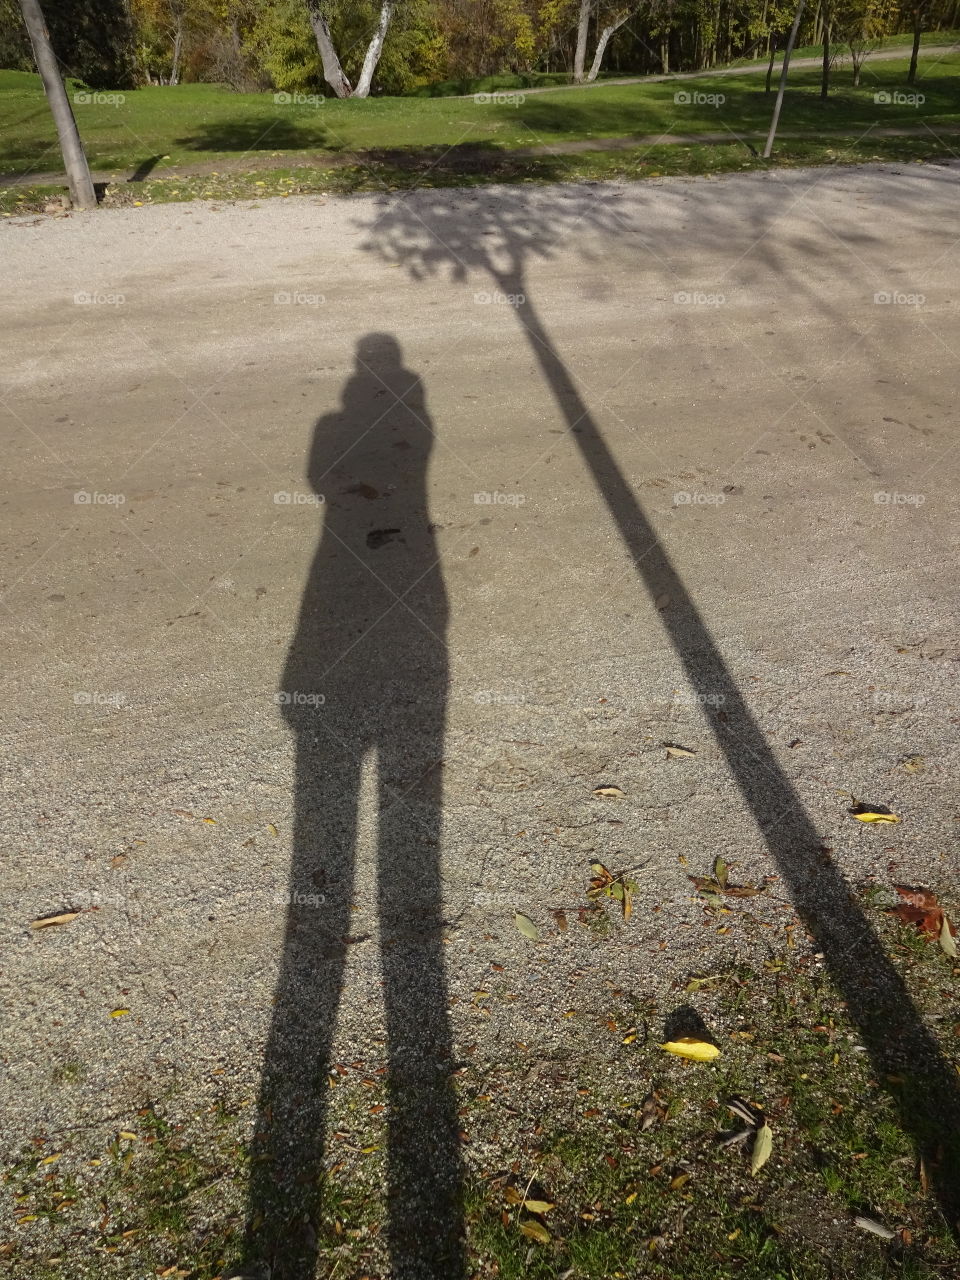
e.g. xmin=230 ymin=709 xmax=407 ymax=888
xmin=357 ymin=176 xmax=960 ymax=1237
xmin=174 ymin=115 xmax=335 ymax=154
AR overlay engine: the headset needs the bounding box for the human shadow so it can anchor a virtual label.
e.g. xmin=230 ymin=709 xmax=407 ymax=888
xmin=243 ymin=335 xmax=463 ymax=1279
xmin=359 ymin=183 xmax=960 ymax=1234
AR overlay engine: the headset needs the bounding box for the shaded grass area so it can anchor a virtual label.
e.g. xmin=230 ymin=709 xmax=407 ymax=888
xmin=3 ymin=134 xmax=957 ymax=219
xmin=0 ymin=53 xmax=958 ymax=187
xmin=2 ymin=892 xmax=958 ymax=1280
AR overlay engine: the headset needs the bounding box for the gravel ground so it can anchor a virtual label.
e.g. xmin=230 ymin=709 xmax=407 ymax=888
xmin=1 ymin=161 xmax=959 ymax=1270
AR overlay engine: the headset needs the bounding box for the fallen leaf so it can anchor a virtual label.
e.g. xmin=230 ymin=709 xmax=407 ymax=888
xmin=894 ymin=885 xmax=939 ymax=910
xmin=110 ymin=854 xmax=127 ymax=869
xmin=592 ymin=786 xmax=626 ymax=798
xmin=267 ymin=823 xmax=279 ymax=837
xmin=523 ymin=1199 xmax=555 ymax=1214
xmin=30 ymin=912 xmax=80 ymax=930
xmin=900 ymin=755 xmax=925 ymax=773
xmin=669 ymin=1171 xmax=690 ymax=1189
xmin=514 ymin=912 xmax=539 ymax=940
xmin=854 ymin=1215 xmax=896 ymax=1240
xmin=849 ymin=803 xmax=899 ymax=823
xmin=519 ymin=1219 xmax=551 ymax=1244
xmin=751 ymin=1123 xmax=773 ymax=1174
xmin=939 ymin=914 xmax=958 ymax=958
xmin=659 ymin=1037 xmax=721 ymax=1062
xmin=664 ymin=744 xmax=696 ymax=758
xmin=551 ymin=909 xmax=568 ymax=932
xmin=111 ymin=1008 xmax=130 ymax=1018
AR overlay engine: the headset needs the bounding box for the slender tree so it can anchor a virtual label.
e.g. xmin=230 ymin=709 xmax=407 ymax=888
xmin=762 ymin=0 xmax=805 ymax=157
xmin=17 ymin=0 xmax=97 ymax=208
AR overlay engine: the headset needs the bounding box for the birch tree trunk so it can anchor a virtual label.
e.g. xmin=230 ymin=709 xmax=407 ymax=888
xmin=170 ymin=19 xmax=183 ymax=86
xmin=306 ymin=0 xmax=353 ymax=98
xmin=17 ymin=0 xmax=97 ymax=209
xmin=586 ymin=13 xmax=631 ymax=80
xmin=762 ymin=0 xmax=805 ymax=157
xmin=573 ymin=0 xmax=591 ymax=83
xmin=353 ymin=0 xmax=396 ymax=98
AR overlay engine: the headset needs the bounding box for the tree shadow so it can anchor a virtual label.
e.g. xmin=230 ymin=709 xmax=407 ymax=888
xmin=242 ymin=335 xmax=463 ymax=1279
xmin=357 ymin=179 xmax=960 ymax=1236
xmin=175 ymin=116 xmax=334 ymax=155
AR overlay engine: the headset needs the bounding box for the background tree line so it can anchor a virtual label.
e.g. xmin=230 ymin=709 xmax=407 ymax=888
xmin=2 ymin=0 xmax=957 ymax=93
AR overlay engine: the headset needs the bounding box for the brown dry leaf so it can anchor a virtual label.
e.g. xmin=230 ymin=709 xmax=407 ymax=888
xmin=894 ymin=885 xmax=939 ymax=910
xmin=504 ymin=1186 xmax=523 ymax=1205
xmin=592 ymin=785 xmax=626 ymax=798
xmin=551 ymin=909 xmax=568 ymax=933
xmin=110 ymin=854 xmax=127 ymax=869
xmin=664 ymin=744 xmax=696 ymax=758
xmin=31 ymin=911 xmax=80 ymax=930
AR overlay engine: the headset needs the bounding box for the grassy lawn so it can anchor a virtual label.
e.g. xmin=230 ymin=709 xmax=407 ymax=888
xmin=3 ymin=888 xmax=958 ymax=1279
xmin=1 ymin=51 xmax=959 ymax=186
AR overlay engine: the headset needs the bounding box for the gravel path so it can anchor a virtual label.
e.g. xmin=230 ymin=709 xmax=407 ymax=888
xmin=1 ymin=161 xmax=959 ymax=1267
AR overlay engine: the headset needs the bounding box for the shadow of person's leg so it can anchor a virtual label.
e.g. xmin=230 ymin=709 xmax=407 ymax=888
xmin=377 ymin=688 xmax=464 ymax=1279
xmin=243 ymin=736 xmax=361 ymax=1280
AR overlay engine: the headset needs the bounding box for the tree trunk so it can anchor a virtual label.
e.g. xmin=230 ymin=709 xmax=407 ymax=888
xmin=908 ymin=8 xmax=922 ymax=83
xmin=586 ymin=13 xmax=630 ymax=81
xmin=820 ymin=4 xmax=830 ymax=98
xmin=763 ymin=0 xmax=806 ymax=158
xmin=170 ymin=19 xmax=183 ymax=86
xmin=660 ymin=34 xmax=669 ymax=73
xmin=573 ymin=0 xmax=591 ymax=83
xmin=353 ymin=0 xmax=396 ymax=98
xmin=765 ymin=34 xmax=777 ymax=92
xmin=306 ymin=0 xmax=352 ymax=97
xmin=17 ymin=0 xmax=97 ymax=209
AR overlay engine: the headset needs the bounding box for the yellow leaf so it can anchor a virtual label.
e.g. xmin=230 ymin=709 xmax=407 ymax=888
xmin=849 ymin=805 xmax=898 ymax=823
xmin=659 ymin=1037 xmax=721 ymax=1061
xmin=202 ymin=817 xmax=218 ymax=825
xmin=751 ymin=1123 xmax=773 ymax=1174
xmin=31 ymin=911 xmax=80 ymax=929
xmin=514 ymin=912 xmax=539 ymax=940
xmin=41 ymin=1153 xmax=61 ymax=1165
xmin=267 ymin=823 xmax=279 ymax=837
xmin=664 ymin=744 xmax=696 ymax=758
xmin=118 ymin=1131 xmax=137 ymax=1140
xmin=592 ymin=786 xmax=625 ymax=798
xmin=669 ymin=1172 xmax=690 ymax=1190
xmin=939 ymin=914 xmax=958 ymax=959
xmin=524 ymin=1199 xmax=554 ymax=1214
xmin=111 ymin=1009 xmax=130 ymax=1018
xmin=519 ymin=1220 xmax=551 ymax=1244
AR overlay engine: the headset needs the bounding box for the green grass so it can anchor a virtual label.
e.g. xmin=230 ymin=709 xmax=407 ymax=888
xmin=0 ymin=49 xmax=958 ymax=192
xmin=2 ymin=889 xmax=959 ymax=1279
